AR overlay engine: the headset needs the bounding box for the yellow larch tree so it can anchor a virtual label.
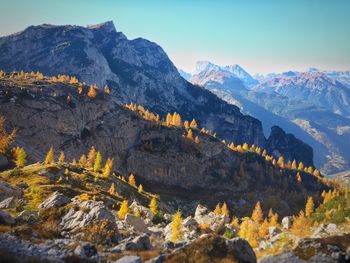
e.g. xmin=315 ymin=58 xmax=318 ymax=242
xmin=103 ymin=84 xmax=111 ymax=94
xmin=93 ymin=151 xmax=102 ymax=172
xmin=194 ymin=136 xmax=199 ymax=144
xmin=298 ymin=162 xmax=304 ymax=171
xmin=259 ymin=218 xmax=269 ymax=239
xmin=58 ymin=151 xmax=65 ymax=163
xmin=187 ymin=129 xmax=193 ymax=140
xmin=305 ymin=196 xmax=315 ymax=217
xmin=184 ymin=120 xmax=189 ymax=129
xmin=242 ymin=143 xmax=249 ymax=152
xmin=149 ymin=196 xmax=158 ymax=214
xmin=252 ymin=201 xmax=264 ymax=224
xmin=108 ymin=182 xmax=116 ymax=195
xmin=79 ymin=154 xmax=87 ymax=166
xmin=214 ymin=203 xmax=222 ymax=215
xmin=190 ymin=119 xmax=198 ymax=129
xmin=228 ymin=142 xmax=235 ymax=150
xmin=87 ymin=85 xmax=97 ymax=98
xmin=171 ymin=210 xmax=183 ymax=243
xmin=87 ymin=146 xmax=96 ymax=168
xmin=103 ymin=158 xmax=113 ymax=178
xmin=117 ymin=199 xmax=129 ymax=220
xmin=166 ymin=113 xmax=173 ymax=126
xmin=128 ymin=174 xmax=136 ymax=187
xmin=231 ymin=217 xmax=239 ymax=228
xmin=14 ymin=147 xmax=27 ymax=167
xmin=291 ymin=160 xmax=297 ymax=170
xmin=297 ymin=172 xmax=302 ymax=184
xmin=291 ymin=211 xmax=309 ymax=236
xmin=277 ymin=156 xmax=285 ymax=169
xmin=44 ymin=146 xmax=55 ymax=164
xmin=221 ymin=202 xmax=230 ymax=218
xmin=138 ymin=184 xmax=143 ymax=193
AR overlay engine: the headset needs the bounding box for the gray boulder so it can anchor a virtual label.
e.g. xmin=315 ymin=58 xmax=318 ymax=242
xmin=125 ymin=214 xmax=148 ymax=232
xmin=74 ymin=242 xmax=97 ymax=258
xmin=260 ymin=252 xmax=305 ymax=263
xmin=194 ymin=204 xmax=229 ymax=232
xmin=129 ymin=201 xmax=154 ymax=220
xmin=113 ymin=234 xmax=152 ymax=251
xmin=38 ymin=191 xmax=70 ymax=209
xmin=0 ymin=210 xmax=15 ymax=225
xmin=226 ymin=237 xmax=257 ymax=263
xmin=60 ymin=202 xmax=116 ymax=231
xmin=0 ymin=196 xmax=16 ymax=209
xmin=16 ymin=210 xmax=38 ymax=224
xmin=0 ymin=181 xmax=23 ymax=201
xmin=115 ymin=256 xmax=141 ymax=263
xmin=281 ymin=216 xmax=293 ymax=229
xmin=182 ymin=216 xmax=198 ymax=232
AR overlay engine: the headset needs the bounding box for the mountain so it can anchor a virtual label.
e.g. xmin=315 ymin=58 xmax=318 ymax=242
xmin=193 ymin=61 xmax=258 ymax=87
xmin=0 ymin=73 xmax=326 ymax=216
xmin=254 ymin=72 xmax=350 ymax=117
xmin=0 ymin=21 xmax=313 ymax=165
xmin=190 ymin=62 xmax=350 ymax=174
xmin=0 ymin=21 xmax=265 ymax=148
xmin=308 ymin=68 xmax=350 ymax=88
xmin=178 ymin=68 xmax=191 ymax=81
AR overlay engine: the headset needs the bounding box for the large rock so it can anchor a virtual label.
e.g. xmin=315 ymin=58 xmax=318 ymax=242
xmin=115 ymin=256 xmax=141 ymax=263
xmin=113 ymin=234 xmax=152 ymax=251
xmin=129 ymin=201 xmax=154 ymax=220
xmin=0 ymin=196 xmax=16 ymax=209
xmin=194 ymin=204 xmax=229 ymax=232
xmin=0 ymin=182 xmax=23 ymax=201
xmin=60 ymin=202 xmax=116 ymax=231
xmin=0 ymin=210 xmax=15 ymax=225
xmin=226 ymin=237 xmax=257 ymax=263
xmin=125 ymin=214 xmax=148 ymax=233
xmin=16 ymin=210 xmax=38 ymax=225
xmin=38 ymin=191 xmax=70 ymax=209
xmin=162 ymin=234 xmax=256 ymax=263
xmin=281 ymin=216 xmax=293 ymax=229
xmin=74 ymin=242 xmax=97 ymax=258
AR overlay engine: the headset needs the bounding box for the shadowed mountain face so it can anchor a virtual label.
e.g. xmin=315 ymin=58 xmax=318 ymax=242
xmin=0 ymin=76 xmax=327 ymax=216
xmin=189 ymin=62 xmax=350 ymax=174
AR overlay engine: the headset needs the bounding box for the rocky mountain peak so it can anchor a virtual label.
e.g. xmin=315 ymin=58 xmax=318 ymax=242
xmin=87 ymin=20 xmax=116 ymax=32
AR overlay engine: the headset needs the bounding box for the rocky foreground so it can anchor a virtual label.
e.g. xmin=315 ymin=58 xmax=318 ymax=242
xmin=0 ymin=163 xmax=349 ymax=263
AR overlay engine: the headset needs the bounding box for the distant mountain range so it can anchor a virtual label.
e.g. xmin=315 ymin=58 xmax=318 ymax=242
xmin=182 ymin=63 xmax=350 ymax=174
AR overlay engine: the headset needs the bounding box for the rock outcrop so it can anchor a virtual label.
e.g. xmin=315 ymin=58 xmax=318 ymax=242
xmin=38 ymin=192 xmax=70 ymax=209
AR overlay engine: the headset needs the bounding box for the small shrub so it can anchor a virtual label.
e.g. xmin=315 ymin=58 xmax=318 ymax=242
xmin=79 ymin=220 xmax=118 ymax=245
xmin=223 ymin=229 xmax=235 ymax=239
xmin=10 ymin=168 xmax=21 ymax=177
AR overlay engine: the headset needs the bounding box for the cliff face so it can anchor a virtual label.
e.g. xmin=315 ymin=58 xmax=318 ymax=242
xmin=0 ymin=21 xmax=265 ymax=147
xmin=266 ymin=126 xmax=314 ymax=167
xmin=0 ymin=77 xmax=326 ymax=215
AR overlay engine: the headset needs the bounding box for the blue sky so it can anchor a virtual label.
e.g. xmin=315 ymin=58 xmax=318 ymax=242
xmin=0 ymin=0 xmax=349 ymax=74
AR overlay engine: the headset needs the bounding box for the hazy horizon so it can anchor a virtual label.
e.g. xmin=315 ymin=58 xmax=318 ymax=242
xmin=1 ymin=0 xmax=349 ymax=74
